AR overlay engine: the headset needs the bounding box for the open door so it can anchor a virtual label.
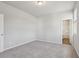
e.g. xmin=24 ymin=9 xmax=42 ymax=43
xmin=0 ymin=14 xmax=4 ymax=52
xmin=62 ymin=20 xmax=70 ymax=44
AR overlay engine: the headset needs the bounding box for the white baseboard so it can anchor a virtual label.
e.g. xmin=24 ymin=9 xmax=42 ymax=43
xmin=3 ymin=39 xmax=37 ymax=52
xmin=38 ymin=39 xmax=62 ymax=45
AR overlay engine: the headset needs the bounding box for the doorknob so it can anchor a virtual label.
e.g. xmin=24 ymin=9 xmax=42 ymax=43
xmin=1 ymin=34 xmax=3 ymax=36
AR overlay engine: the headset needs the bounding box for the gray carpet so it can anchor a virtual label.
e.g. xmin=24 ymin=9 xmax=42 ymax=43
xmin=0 ymin=40 xmax=78 ymax=58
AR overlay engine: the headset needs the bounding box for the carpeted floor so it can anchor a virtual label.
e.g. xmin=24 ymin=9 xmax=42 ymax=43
xmin=0 ymin=40 xmax=78 ymax=58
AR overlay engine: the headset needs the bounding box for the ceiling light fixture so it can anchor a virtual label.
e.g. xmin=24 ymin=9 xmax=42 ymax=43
xmin=35 ymin=1 xmax=45 ymax=6
xmin=37 ymin=1 xmax=43 ymax=5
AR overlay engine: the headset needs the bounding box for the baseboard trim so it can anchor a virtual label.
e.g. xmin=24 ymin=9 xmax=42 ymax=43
xmin=3 ymin=39 xmax=37 ymax=52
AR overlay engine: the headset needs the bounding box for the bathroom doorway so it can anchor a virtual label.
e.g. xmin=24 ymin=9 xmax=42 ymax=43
xmin=62 ymin=20 xmax=70 ymax=44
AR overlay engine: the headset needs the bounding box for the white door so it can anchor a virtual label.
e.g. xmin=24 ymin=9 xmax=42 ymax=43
xmin=0 ymin=14 xmax=4 ymax=52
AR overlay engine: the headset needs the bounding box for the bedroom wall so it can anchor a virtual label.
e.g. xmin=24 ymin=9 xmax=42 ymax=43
xmin=37 ymin=11 xmax=73 ymax=44
xmin=36 ymin=18 xmax=43 ymax=40
xmin=73 ymin=2 xmax=79 ymax=56
xmin=0 ymin=2 xmax=37 ymax=50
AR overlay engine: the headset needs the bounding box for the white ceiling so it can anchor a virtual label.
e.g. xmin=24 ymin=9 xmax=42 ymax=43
xmin=3 ymin=1 xmax=75 ymax=17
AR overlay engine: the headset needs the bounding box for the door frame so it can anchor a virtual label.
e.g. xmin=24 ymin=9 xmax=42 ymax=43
xmin=0 ymin=14 xmax=4 ymax=52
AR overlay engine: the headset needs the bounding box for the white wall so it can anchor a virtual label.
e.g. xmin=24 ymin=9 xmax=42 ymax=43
xmin=77 ymin=3 xmax=79 ymax=56
xmin=73 ymin=2 xmax=79 ymax=56
xmin=36 ymin=18 xmax=43 ymax=40
xmin=0 ymin=2 xmax=37 ymax=50
xmin=37 ymin=11 xmax=73 ymax=44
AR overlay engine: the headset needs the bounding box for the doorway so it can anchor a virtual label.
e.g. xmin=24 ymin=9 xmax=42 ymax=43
xmin=62 ymin=20 xmax=70 ymax=44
